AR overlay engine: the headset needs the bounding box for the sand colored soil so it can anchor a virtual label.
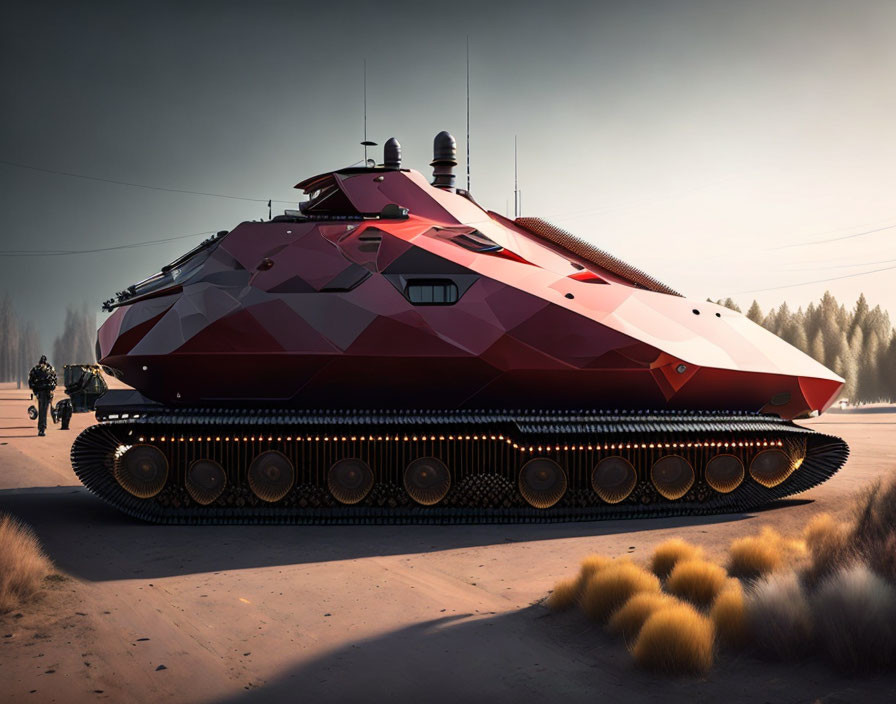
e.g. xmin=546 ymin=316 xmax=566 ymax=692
xmin=1 ymin=382 xmax=895 ymax=703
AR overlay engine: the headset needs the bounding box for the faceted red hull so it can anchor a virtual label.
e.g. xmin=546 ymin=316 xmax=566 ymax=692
xmin=97 ymin=168 xmax=842 ymax=420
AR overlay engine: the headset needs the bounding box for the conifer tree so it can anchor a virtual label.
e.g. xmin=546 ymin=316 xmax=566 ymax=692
xmin=16 ymin=322 xmax=40 ymax=389
xmin=790 ymin=323 xmax=809 ymax=354
xmin=746 ymin=300 xmax=763 ymax=325
xmin=841 ymin=350 xmax=859 ymax=400
xmin=859 ymin=332 xmax=882 ymax=401
xmin=852 ymin=293 xmax=870 ymax=337
xmin=848 ymin=326 xmax=864 ymax=361
xmin=810 ymin=329 xmax=826 ymax=366
xmin=883 ymin=333 xmax=896 ymax=400
xmin=721 ymin=298 xmax=742 ymax=313
xmin=775 ymin=302 xmax=792 ymax=337
xmin=0 ymin=293 xmax=45 ymax=386
xmin=865 ymin=304 xmax=891 ymax=346
xmin=52 ymin=304 xmax=96 ymax=369
xmin=821 ymin=316 xmax=840 ymax=366
xmin=0 ymin=293 xmax=17 ymax=382
xmin=804 ymin=301 xmax=821 ymax=344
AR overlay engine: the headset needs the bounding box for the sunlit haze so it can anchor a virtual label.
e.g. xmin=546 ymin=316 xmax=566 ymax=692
xmin=3 ymin=1 xmax=896 ymax=348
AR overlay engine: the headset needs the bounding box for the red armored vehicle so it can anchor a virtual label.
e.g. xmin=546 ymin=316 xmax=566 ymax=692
xmin=73 ymin=132 xmax=848 ymax=523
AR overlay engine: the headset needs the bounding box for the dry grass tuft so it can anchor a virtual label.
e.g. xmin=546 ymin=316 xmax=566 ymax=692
xmin=745 ymin=571 xmax=812 ymax=660
xmin=607 ymin=592 xmax=677 ymax=641
xmin=711 ymin=580 xmax=747 ymax=648
xmin=666 ymin=558 xmax=729 ymax=608
xmin=851 ymin=477 xmax=896 ymax=583
xmin=801 ymin=513 xmax=852 ymax=586
xmin=727 ymin=527 xmax=803 ymax=579
xmin=631 ymin=602 xmax=715 ymax=675
xmin=581 ymin=562 xmax=661 ymax=623
xmin=547 ymin=577 xmax=581 ymax=611
xmin=803 ymin=512 xmax=846 ymax=549
xmin=0 ymin=513 xmax=52 ymax=613
xmin=572 ymin=554 xmax=617 ymax=595
xmin=728 ymin=532 xmax=781 ymax=579
xmin=811 ymin=564 xmax=896 ymax=672
xmin=852 ymin=477 xmax=896 ymax=545
xmin=649 ymin=538 xmax=704 ymax=579
xmin=867 ymin=533 xmax=896 ymax=585
xmin=579 ymin=554 xmax=614 ymax=581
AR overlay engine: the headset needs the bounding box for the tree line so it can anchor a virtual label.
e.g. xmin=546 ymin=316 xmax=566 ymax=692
xmin=717 ymin=292 xmax=896 ymax=403
xmin=0 ymin=292 xmax=95 ymax=388
xmin=52 ymin=304 xmax=97 ymax=374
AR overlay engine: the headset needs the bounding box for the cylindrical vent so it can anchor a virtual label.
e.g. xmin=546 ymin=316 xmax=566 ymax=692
xmin=430 ymin=131 xmax=457 ymax=190
xmin=384 ymin=137 xmax=401 ymax=169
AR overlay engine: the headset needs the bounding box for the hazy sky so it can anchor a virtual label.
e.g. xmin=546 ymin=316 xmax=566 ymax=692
xmin=3 ymin=1 xmax=896 ymax=351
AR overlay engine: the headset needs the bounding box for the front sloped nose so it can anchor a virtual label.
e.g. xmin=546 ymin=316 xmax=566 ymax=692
xmin=755 ymin=372 xmax=843 ymax=418
xmin=798 ymin=375 xmax=844 ymax=414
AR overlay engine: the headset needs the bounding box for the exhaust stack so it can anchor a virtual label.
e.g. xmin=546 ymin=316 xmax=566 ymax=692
xmin=384 ymin=137 xmax=401 ymax=168
xmin=430 ymin=131 xmax=457 ymax=191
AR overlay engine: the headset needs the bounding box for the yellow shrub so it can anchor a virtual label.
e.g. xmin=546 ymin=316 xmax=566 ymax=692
xmin=546 ymin=577 xmax=580 ymax=611
xmin=802 ymin=513 xmax=851 ymax=585
xmin=803 ymin=513 xmax=847 ymax=550
xmin=649 ymin=538 xmax=704 ymax=579
xmin=666 ymin=559 xmax=729 ymax=608
xmin=574 ymin=554 xmax=619 ymax=593
xmin=711 ymin=580 xmax=747 ymax=648
xmin=607 ymin=592 xmax=677 ymax=641
xmin=0 ymin=513 xmax=52 ymax=613
xmin=579 ymin=554 xmax=613 ymax=581
xmin=581 ymin=562 xmax=661 ymax=623
xmin=632 ymin=602 xmax=715 ymax=675
xmin=727 ymin=527 xmax=787 ymax=579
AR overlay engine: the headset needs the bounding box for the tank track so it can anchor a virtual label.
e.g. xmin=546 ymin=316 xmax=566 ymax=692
xmin=71 ymin=409 xmax=848 ymax=524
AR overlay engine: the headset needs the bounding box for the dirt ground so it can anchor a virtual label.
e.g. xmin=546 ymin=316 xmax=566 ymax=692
xmin=1 ymin=381 xmax=894 ymax=703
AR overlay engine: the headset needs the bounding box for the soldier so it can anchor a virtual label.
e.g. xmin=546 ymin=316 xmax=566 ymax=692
xmin=28 ymin=355 xmax=57 ymax=436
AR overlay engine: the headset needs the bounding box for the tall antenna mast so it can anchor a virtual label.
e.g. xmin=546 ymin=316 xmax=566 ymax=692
xmin=363 ymin=59 xmax=368 ymax=163
xmin=466 ymin=36 xmax=471 ymax=192
xmin=513 ymin=135 xmax=519 ymax=218
xmin=359 ymin=59 xmax=377 ymax=165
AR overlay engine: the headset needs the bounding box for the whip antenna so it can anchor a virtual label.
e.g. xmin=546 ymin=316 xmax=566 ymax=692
xmin=513 ymin=135 xmax=519 ymax=218
xmin=466 ymin=36 xmax=471 ymax=192
xmin=360 ymin=59 xmax=376 ymax=165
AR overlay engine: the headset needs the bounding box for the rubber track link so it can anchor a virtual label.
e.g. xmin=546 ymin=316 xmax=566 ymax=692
xmin=71 ymin=409 xmax=849 ymax=524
